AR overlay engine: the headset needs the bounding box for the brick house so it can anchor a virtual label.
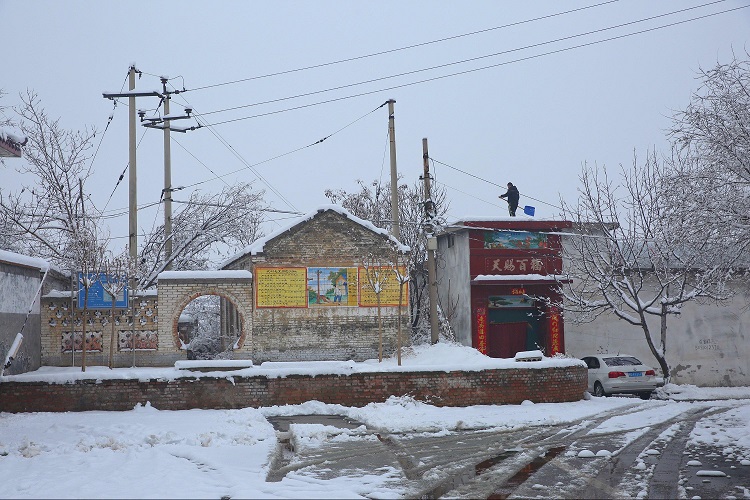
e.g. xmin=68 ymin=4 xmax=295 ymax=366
xmin=220 ymin=205 xmax=410 ymax=362
xmin=36 ymin=205 xmax=409 ymax=368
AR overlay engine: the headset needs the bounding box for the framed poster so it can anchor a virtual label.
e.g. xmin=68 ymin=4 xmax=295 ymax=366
xmin=255 ymin=267 xmax=308 ymax=308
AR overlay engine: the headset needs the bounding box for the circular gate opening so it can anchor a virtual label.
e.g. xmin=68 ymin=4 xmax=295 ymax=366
xmin=178 ymin=294 xmax=242 ymax=360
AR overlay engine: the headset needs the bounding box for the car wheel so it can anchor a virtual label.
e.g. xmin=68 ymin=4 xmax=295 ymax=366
xmin=593 ymin=382 xmax=607 ymax=397
xmin=639 ymin=391 xmax=653 ymax=400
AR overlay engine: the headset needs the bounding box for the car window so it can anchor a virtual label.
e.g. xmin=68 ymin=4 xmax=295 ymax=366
xmin=582 ymin=357 xmax=600 ymax=369
xmin=603 ymin=356 xmax=642 ymax=366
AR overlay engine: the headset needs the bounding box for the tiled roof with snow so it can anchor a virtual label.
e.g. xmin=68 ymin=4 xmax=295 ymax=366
xmin=221 ymin=204 xmax=410 ymax=268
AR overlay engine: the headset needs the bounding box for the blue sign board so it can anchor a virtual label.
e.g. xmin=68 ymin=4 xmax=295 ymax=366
xmin=77 ymin=273 xmax=129 ymax=309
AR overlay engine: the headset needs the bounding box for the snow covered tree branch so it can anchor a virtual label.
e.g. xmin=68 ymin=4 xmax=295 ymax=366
xmin=561 ymin=153 xmax=737 ymax=382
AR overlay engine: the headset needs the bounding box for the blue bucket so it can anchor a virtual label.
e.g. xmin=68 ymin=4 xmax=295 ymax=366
xmin=523 ymin=206 xmax=535 ymax=216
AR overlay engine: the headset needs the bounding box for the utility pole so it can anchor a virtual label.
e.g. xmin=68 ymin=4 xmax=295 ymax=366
xmin=387 ymin=99 xmax=400 ymax=241
xmin=161 ymin=77 xmax=173 ymax=270
xmin=103 ymin=65 xmax=163 ymax=287
xmin=422 ymin=138 xmax=440 ymax=344
xmin=128 ymin=66 xmax=138 ymax=278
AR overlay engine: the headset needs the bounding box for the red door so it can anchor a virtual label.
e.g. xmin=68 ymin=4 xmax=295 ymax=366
xmin=487 ymin=322 xmax=527 ymax=358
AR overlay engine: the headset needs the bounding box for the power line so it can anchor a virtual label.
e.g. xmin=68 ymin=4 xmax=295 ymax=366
xmin=198 ymin=1 xmax=726 ymax=119
xmin=175 ymin=102 xmax=386 ymax=193
xmin=201 ymin=3 xmax=745 ymax=127
xmin=93 ymin=98 xmax=379 ymax=218
xmin=184 ymin=0 xmax=621 ymax=93
xmin=430 ymin=157 xmax=563 ymax=211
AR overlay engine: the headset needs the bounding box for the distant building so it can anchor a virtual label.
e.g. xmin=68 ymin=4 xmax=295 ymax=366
xmin=0 ymin=128 xmax=25 ymax=158
xmin=435 ymin=218 xmax=571 ymax=359
xmin=0 ymin=250 xmax=68 ymax=374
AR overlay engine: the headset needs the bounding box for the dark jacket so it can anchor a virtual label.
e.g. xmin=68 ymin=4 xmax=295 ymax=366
xmin=501 ymin=185 xmax=520 ymax=206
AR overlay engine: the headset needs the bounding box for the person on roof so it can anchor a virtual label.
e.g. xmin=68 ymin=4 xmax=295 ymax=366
xmin=499 ymin=182 xmax=520 ymax=216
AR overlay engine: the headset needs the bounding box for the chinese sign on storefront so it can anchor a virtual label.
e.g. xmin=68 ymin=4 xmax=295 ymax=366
xmin=484 ymin=256 xmax=547 ymax=275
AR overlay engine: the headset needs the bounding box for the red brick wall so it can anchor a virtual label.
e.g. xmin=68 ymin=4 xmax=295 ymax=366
xmin=0 ymin=366 xmax=586 ymax=413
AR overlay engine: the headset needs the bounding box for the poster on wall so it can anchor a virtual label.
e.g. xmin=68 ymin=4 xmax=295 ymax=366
xmin=358 ymin=266 xmax=408 ymax=307
xmin=488 ymin=295 xmax=535 ymax=308
xmin=307 ymin=267 xmax=358 ymax=307
xmin=255 ymin=267 xmax=308 ymax=308
xmin=484 ymin=231 xmax=548 ymax=249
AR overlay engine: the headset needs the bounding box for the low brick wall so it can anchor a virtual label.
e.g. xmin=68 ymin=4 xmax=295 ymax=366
xmin=0 ymin=365 xmax=586 ymax=413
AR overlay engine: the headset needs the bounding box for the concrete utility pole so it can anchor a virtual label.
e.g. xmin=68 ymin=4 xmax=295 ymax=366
xmin=387 ymin=99 xmax=401 ymax=241
xmin=161 ymin=77 xmax=173 ymax=270
xmin=422 ymin=138 xmax=440 ymax=344
xmin=128 ymin=66 xmax=138 ymax=274
xmin=103 ymin=65 xmax=164 ymax=286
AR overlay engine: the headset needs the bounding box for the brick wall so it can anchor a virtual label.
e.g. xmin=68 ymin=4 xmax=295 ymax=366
xmin=40 ymin=293 xmax=172 ymax=367
xmin=156 ymin=277 xmax=253 ymax=353
xmin=37 ymin=208 xmax=412 ymax=368
xmin=0 ymin=365 xmax=586 ymax=413
xmin=227 ymin=209 xmax=411 ymax=362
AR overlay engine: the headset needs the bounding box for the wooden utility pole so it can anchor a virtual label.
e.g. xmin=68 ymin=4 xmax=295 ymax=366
xmin=387 ymin=99 xmax=400 ymax=241
xmin=423 ymin=138 xmax=440 ymax=344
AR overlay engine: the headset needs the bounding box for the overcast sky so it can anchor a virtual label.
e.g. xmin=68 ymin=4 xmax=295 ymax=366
xmin=2 ymin=1 xmax=749 ymax=251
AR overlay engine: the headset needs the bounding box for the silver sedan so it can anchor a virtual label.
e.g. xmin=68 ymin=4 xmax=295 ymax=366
xmin=581 ymin=354 xmax=661 ymax=399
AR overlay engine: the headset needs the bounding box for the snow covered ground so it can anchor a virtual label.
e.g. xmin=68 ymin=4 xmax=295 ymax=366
xmin=1 ymin=344 xmax=749 ymax=498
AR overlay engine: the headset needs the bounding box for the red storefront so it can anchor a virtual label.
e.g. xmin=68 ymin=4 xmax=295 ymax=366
xmin=461 ymin=219 xmax=571 ymax=358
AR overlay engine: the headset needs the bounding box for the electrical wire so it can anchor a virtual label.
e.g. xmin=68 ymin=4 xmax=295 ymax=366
xmin=198 ymin=0 xmax=727 ymax=120
xmin=201 ymin=3 xmax=746 ymax=127
xmin=184 ymin=0 xmax=621 ymax=92
xmin=175 ymin=102 xmax=386 ymax=193
xmin=430 ymin=157 xmax=564 ymax=211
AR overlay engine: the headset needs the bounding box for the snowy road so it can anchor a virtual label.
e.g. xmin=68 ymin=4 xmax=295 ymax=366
xmin=267 ymin=399 xmax=750 ymax=499
xmin=1 ymin=389 xmax=749 ymax=498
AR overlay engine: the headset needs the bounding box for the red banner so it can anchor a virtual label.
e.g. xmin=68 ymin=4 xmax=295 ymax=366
xmin=549 ymin=308 xmax=561 ymax=355
xmin=476 ymin=307 xmax=488 ymax=355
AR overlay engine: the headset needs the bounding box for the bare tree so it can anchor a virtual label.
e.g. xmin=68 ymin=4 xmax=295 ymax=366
xmin=1 ymin=93 xmax=267 ymax=285
xmin=325 ymin=179 xmax=449 ymax=341
xmin=362 ymin=254 xmax=391 ymax=362
xmin=139 ymin=183 xmax=265 ymax=288
xmin=668 ymin=52 xmax=750 ymax=268
xmin=391 ymin=251 xmax=410 ymax=366
xmin=560 ymin=154 xmax=736 ymax=382
xmin=72 ymin=224 xmax=107 ymax=373
xmin=0 ymin=91 xmax=96 ymax=268
xmin=670 ymin=50 xmax=750 ymax=185
xmin=100 ymin=250 xmax=134 ymax=368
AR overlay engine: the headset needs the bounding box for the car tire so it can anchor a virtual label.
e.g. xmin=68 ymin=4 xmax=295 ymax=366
xmin=639 ymin=391 xmax=653 ymax=400
xmin=593 ymin=382 xmax=607 ymax=397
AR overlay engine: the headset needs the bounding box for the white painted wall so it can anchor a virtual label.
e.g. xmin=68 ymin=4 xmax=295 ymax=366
xmin=436 ymin=231 xmax=472 ymax=346
xmin=563 ymin=278 xmax=750 ymax=387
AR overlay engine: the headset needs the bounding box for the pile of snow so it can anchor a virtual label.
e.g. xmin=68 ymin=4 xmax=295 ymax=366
xmin=658 ymin=383 xmax=750 ymax=400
